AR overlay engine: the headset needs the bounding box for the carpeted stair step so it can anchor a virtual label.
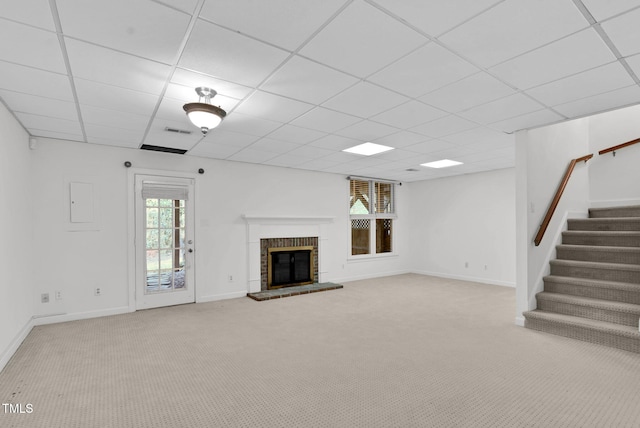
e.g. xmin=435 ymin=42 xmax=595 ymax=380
xmin=568 ymin=217 xmax=640 ymax=231
xmin=589 ymin=205 xmax=640 ymax=218
xmin=556 ymin=244 xmax=640 ymax=264
xmin=550 ymin=259 xmax=640 ymax=283
xmin=544 ymin=275 xmax=640 ymax=304
xmin=535 ymin=291 xmax=640 ymax=327
xmin=561 ymin=230 xmax=640 ymax=247
xmin=523 ymin=310 xmax=640 ymax=353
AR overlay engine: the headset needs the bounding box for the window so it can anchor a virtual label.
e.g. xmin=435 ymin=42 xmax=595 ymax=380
xmin=349 ymin=179 xmax=396 ymax=256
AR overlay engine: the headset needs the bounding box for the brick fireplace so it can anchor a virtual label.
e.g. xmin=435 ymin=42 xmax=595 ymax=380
xmin=261 ymin=237 xmax=318 ymax=290
xmin=242 ymin=215 xmax=333 ymax=293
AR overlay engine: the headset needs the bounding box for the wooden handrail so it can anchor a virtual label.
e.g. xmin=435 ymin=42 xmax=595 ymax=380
xmin=534 ymin=154 xmax=593 ymax=246
xmin=598 ymin=137 xmax=640 ymax=155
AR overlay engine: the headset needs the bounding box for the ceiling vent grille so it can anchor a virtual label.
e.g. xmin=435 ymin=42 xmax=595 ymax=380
xmin=140 ymin=144 xmax=187 ymax=155
xmin=164 ymin=127 xmax=192 ymax=135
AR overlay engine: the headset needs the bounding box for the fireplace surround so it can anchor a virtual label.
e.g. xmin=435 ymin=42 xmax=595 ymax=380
xmin=262 ymin=238 xmax=317 ymax=290
xmin=242 ymin=215 xmax=333 ymax=293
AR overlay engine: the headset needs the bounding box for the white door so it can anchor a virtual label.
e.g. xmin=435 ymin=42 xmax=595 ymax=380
xmin=135 ymin=175 xmax=195 ymax=310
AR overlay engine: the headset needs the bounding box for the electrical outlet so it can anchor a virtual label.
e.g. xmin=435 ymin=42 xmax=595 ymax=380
xmin=41 ymin=293 xmax=49 ymax=303
xmin=228 ymin=274 xmax=233 ymax=282
xmin=95 ymin=287 xmax=101 ymax=296
xmin=55 ymin=291 xmax=62 ymax=300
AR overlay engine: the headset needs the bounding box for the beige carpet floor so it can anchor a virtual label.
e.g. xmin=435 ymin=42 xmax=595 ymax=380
xmin=2 ymin=273 xmax=640 ymax=427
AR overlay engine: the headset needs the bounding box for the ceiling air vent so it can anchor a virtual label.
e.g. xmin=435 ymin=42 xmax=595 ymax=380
xmin=164 ymin=126 xmax=192 ymax=135
xmin=140 ymin=144 xmax=187 ymax=155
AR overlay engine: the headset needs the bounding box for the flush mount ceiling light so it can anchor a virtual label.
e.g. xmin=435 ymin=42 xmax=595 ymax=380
xmin=343 ymin=142 xmax=394 ymax=156
xmin=183 ymin=87 xmax=227 ymax=135
xmin=421 ymin=159 xmax=464 ymax=168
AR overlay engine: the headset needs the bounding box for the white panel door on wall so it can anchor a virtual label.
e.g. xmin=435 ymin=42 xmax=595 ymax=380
xmin=135 ymin=174 xmax=195 ymax=310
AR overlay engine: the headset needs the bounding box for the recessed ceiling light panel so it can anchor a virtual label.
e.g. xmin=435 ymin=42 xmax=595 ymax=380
xmin=421 ymin=159 xmax=463 ymax=168
xmin=342 ymin=142 xmax=394 ymax=156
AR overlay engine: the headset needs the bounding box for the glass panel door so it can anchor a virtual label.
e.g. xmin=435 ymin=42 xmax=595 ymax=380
xmin=144 ymin=198 xmax=186 ymax=293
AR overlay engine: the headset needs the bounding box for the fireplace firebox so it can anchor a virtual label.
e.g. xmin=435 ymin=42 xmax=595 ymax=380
xmin=267 ymin=245 xmax=314 ymax=289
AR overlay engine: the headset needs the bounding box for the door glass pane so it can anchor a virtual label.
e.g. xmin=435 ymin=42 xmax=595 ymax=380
xmin=144 ymin=198 xmax=188 ymax=293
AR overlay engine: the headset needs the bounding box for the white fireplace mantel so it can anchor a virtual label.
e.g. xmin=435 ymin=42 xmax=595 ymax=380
xmin=242 ymin=215 xmax=334 ymax=293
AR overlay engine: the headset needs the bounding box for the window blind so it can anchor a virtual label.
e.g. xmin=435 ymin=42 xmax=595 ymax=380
xmin=141 ymin=182 xmax=189 ymax=200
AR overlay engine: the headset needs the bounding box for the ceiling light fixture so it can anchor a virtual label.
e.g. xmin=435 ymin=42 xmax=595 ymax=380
xmin=343 ymin=142 xmax=394 ymax=156
xmin=183 ymin=87 xmax=227 ymax=135
xmin=421 ymin=159 xmax=463 ymax=168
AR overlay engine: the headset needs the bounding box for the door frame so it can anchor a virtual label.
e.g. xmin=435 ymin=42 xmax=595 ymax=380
xmin=127 ymin=168 xmax=198 ymax=311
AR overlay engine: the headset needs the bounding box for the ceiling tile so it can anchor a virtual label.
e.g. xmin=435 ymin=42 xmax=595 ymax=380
xmin=626 ymin=54 xmax=640 ymax=79
xmin=15 ymin=112 xmax=83 ymax=135
xmin=56 ymin=0 xmax=191 ymax=64
xmin=489 ymin=29 xmax=616 ymax=90
xmin=228 ymin=148 xmax=279 ymax=163
xmin=84 ymin=136 xmax=138 ymax=149
xmin=290 ymin=107 xmax=361 ymax=133
xmin=0 ymin=0 xmax=55 ymax=30
xmin=297 ymin=158 xmax=341 ymax=171
xmin=202 ymin=129 xmax=260 ymax=148
xmin=321 ymin=81 xmax=409 ymax=118
xmin=525 ymin=61 xmax=635 ymax=107
xmin=439 ymin=0 xmax=588 ymax=68
xmin=371 ymin=0 xmax=502 ymax=37
xmin=601 ymin=7 xmax=640 ymax=57
xmin=265 ymin=124 xmax=326 ymax=144
xmin=402 ymin=139 xmax=455 ymax=154
xmin=442 ymin=126 xmax=513 ymax=148
xmin=180 ymin=19 xmax=289 ymax=87
xmin=233 ymin=91 xmax=313 ymax=123
xmin=459 ymin=94 xmax=544 ymax=125
xmin=0 ymin=90 xmax=77 ymax=121
xmin=421 ymin=72 xmax=516 ymax=112
xmin=0 ymin=61 xmax=74 ymax=101
xmin=171 ymin=68 xmax=253 ymax=100
xmin=370 ymin=100 xmax=448 ymax=129
xmin=200 ymin=0 xmax=345 ymax=51
xmin=410 ymin=114 xmax=478 ymax=138
xmin=65 ymin=38 xmax=172 ymax=94
xmin=0 ymin=20 xmax=65 ymax=73
xmin=553 ymin=85 xmax=640 ymax=118
xmin=260 ymin=56 xmax=358 ymax=104
xmin=263 ymin=153 xmax=319 ymax=168
xmin=490 ymin=109 xmax=565 ymax=133
xmin=188 ymin=141 xmax=240 ymax=159
xmin=80 ymin=104 xmax=150 ymax=132
xmin=299 ymin=0 xmax=427 ymax=77
xmin=287 ymin=145 xmax=335 ymax=159
xmin=369 ymin=43 xmax=479 ymax=97
xmin=308 ymin=134 xmax=362 ymax=151
xmin=371 ymin=148 xmax=421 ymax=162
xmin=27 ymin=129 xmax=84 ymax=142
xmin=335 ymin=120 xmax=398 ymax=141
xmin=372 ymin=130 xmax=429 ymax=148
xmin=153 ymin=0 xmax=200 ymax=14
xmin=84 ymin=123 xmax=144 ymax=145
xmin=144 ymin=117 xmax=202 ymax=149
xmin=217 ymin=112 xmax=282 ymax=137
xmin=74 ymin=79 xmax=160 ymax=116
xmin=247 ymin=138 xmax=301 ymax=154
xmin=581 ymin=0 xmax=640 ymax=21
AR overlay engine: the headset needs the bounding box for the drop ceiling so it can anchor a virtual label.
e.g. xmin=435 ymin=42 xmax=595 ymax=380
xmin=1 ymin=0 xmax=639 ymax=182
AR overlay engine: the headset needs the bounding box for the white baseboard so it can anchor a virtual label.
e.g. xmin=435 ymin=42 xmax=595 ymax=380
xmin=0 ymin=318 xmax=34 ymax=373
xmin=410 ymin=270 xmax=515 ymax=288
xmin=515 ymin=316 xmax=525 ymax=327
xmin=331 ymin=269 xmax=411 ymax=284
xmin=198 ymin=291 xmax=248 ymax=303
xmin=589 ymin=198 xmax=640 ymax=208
xmin=32 ymin=306 xmax=132 ymax=326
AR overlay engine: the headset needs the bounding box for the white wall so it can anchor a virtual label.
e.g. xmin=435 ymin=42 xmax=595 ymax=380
xmin=407 ymin=168 xmax=516 ymax=287
xmin=588 ymin=104 xmax=640 ymax=207
xmin=29 ymin=138 xmax=409 ymax=323
xmin=0 ymin=103 xmax=34 ymax=370
xmin=515 ymin=118 xmax=591 ymax=323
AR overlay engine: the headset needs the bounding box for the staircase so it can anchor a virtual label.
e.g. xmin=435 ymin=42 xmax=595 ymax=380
xmin=524 ymin=205 xmax=640 ymax=353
